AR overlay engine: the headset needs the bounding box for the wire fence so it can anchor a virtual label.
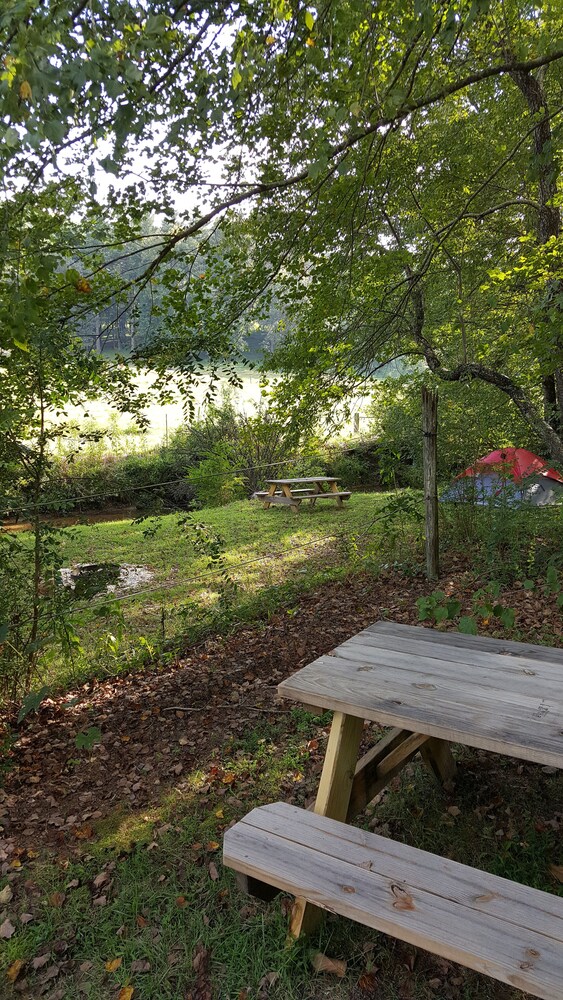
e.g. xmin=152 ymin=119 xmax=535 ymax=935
xmin=0 ymin=457 xmax=306 ymax=517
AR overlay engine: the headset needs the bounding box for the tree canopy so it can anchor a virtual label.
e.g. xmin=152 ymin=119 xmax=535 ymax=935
xmin=1 ymin=1 xmax=563 ymax=459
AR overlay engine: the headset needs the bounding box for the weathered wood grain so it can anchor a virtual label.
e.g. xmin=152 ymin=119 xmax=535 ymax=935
xmin=266 ymin=477 xmax=339 ymax=484
xmin=290 ymin=711 xmax=364 ymax=938
xmin=278 ymin=622 xmax=563 ymax=769
xmin=348 ymin=729 xmax=430 ymax=819
xmin=368 ymin=620 xmax=563 ymax=664
xmin=224 ymin=802 xmax=563 ymax=1000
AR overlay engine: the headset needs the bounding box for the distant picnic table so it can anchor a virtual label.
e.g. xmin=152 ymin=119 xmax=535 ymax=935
xmin=254 ymin=476 xmax=351 ymax=512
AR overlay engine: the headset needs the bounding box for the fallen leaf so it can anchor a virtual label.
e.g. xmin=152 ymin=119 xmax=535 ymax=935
xmin=49 ymin=891 xmax=66 ymax=908
xmin=206 ymin=841 xmax=219 ymax=852
xmin=311 ymin=952 xmax=347 ymax=977
xmin=93 ymin=872 xmax=110 ymax=889
xmin=0 ymin=918 xmax=15 ymax=939
xmin=32 ymin=954 xmax=50 ymax=970
xmin=258 ymin=970 xmax=279 ymax=993
xmin=20 ymin=913 xmax=34 ymax=924
xmin=118 ymin=988 xmax=134 ymax=1000
xmin=549 ymin=864 xmax=563 ymax=883
xmin=130 ymin=959 xmax=151 ymax=973
xmin=0 ymin=884 xmax=13 ymax=905
xmin=136 ymin=914 xmax=149 ymax=928
xmin=215 ymin=809 xmax=224 ymax=819
xmin=208 ymin=862 xmax=219 ymax=881
xmin=105 ymin=957 xmax=123 ymax=972
xmin=192 ymin=941 xmax=210 ymax=974
xmin=74 ymin=824 xmax=94 ymax=839
xmin=175 ymin=896 xmax=187 ymax=908
xmin=357 ymin=970 xmax=378 ymax=994
xmin=39 ymin=964 xmax=60 ymax=983
xmin=93 ymin=895 xmax=107 ymax=906
xmin=6 ymin=959 xmax=24 ymax=983
xmin=447 ymin=805 xmax=461 ymax=817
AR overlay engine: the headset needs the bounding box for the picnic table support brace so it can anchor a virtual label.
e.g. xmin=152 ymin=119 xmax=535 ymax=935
xmin=420 ymin=737 xmax=457 ymax=783
xmin=289 ymin=711 xmax=364 ymax=938
xmin=347 ymin=728 xmax=431 ymax=820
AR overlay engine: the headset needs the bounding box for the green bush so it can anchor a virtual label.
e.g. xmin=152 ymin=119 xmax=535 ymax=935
xmin=368 ymin=372 xmax=541 ymax=486
xmin=189 ymin=445 xmax=246 ymax=507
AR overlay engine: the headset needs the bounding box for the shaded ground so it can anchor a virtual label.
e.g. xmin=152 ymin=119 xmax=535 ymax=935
xmin=2 ymin=559 xmax=562 ymax=852
xmin=0 ymin=562 xmax=562 ymax=1000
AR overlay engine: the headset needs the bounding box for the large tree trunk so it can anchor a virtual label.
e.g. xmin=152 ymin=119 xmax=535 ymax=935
xmin=509 ymin=64 xmax=562 ymax=434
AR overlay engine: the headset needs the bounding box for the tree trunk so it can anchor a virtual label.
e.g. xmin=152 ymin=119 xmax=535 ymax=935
xmin=422 ymin=387 xmax=439 ymax=580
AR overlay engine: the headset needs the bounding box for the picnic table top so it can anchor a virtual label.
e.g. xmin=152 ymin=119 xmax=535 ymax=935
xmin=266 ymin=476 xmax=339 ymax=485
xmin=278 ymin=620 xmax=563 ymax=770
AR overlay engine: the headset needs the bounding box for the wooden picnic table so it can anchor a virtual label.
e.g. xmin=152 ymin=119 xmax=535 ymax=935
xmin=225 ymin=622 xmax=563 ymax=998
xmin=254 ymin=476 xmax=351 ymax=511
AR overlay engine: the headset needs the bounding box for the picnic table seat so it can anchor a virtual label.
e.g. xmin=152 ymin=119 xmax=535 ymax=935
xmin=252 ymin=490 xmax=351 ymax=502
xmin=224 ymin=801 xmax=563 ymax=1000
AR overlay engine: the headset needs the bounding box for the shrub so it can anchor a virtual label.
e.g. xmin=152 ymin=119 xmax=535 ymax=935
xmin=368 ymin=372 xmax=541 ymax=486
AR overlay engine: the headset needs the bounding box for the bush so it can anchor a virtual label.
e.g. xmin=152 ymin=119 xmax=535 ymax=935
xmin=368 ymin=372 xmax=541 ymax=487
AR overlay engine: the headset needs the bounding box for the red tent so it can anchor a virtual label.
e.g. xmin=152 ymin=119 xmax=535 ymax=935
xmin=457 ymin=448 xmax=563 ymax=484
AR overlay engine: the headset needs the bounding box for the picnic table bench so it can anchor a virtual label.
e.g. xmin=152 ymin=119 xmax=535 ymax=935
xmin=253 ymin=476 xmax=351 ymax=512
xmin=224 ymin=622 xmax=563 ymax=999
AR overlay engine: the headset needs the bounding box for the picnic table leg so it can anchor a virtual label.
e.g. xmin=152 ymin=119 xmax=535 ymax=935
xmin=309 ymin=482 xmax=321 ymax=507
xmin=420 ymin=737 xmax=457 ymax=784
xmin=263 ymin=484 xmax=277 ymax=509
xmin=281 ymin=483 xmax=300 ymax=514
xmin=329 ymin=481 xmax=344 ymax=508
xmin=289 ymin=711 xmax=364 ymax=939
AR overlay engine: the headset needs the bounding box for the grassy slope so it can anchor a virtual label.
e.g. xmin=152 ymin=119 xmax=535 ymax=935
xmin=49 ymin=491 xmax=418 ymax=689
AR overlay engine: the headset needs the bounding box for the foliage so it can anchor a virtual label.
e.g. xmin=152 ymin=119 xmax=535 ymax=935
xmin=368 ymin=373 xmax=540 ymax=486
xmin=442 ymin=500 xmax=563 ymax=582
xmin=1 ymin=0 xmax=562 ymax=466
xmin=416 ymin=582 xmax=516 ymax=634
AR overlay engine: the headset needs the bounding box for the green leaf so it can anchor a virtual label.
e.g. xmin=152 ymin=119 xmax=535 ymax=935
xmin=498 ymin=607 xmax=515 ymax=629
xmin=12 ymin=338 xmax=29 ymax=352
xmin=305 ymin=11 xmax=314 ymax=31
xmin=231 ymin=67 xmax=242 ymax=89
xmin=3 ymin=126 xmax=20 ymax=147
xmin=75 ymin=726 xmax=102 ymax=750
xmin=458 ymin=616 xmax=478 ymax=635
xmin=17 ymin=685 xmax=50 ymax=724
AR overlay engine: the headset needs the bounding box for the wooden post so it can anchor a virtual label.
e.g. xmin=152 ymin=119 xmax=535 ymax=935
xmin=422 ymin=387 xmax=439 ymax=580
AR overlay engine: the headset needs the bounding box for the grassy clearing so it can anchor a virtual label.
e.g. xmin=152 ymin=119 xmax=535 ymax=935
xmin=39 ymin=491 xmax=421 ymax=691
xmin=2 ymin=710 xmax=561 ymax=1000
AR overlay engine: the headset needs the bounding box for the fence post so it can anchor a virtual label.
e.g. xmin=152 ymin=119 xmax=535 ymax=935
xmin=422 ymin=387 xmax=439 ymax=580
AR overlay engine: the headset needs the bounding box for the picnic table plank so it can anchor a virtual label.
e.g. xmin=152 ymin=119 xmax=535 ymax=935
xmin=277 ymin=625 xmax=563 ymax=768
xmin=225 ymin=802 xmax=563 ymax=999
xmin=266 ymin=477 xmax=339 ymax=484
xmin=370 ymin=620 xmax=563 ymax=665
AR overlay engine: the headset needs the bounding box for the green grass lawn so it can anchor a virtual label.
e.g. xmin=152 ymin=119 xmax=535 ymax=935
xmin=43 ymin=491 xmax=421 ymax=690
